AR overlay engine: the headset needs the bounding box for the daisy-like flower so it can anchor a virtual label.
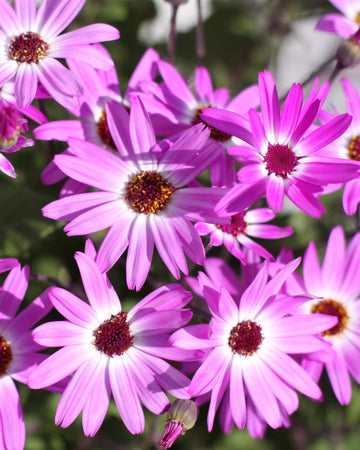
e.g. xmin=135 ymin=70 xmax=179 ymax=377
xmin=202 ymin=70 xmax=358 ymax=218
xmin=171 ymin=259 xmax=338 ymax=432
xmin=317 ymin=78 xmax=360 ymax=215
xmin=316 ymin=0 xmax=360 ymax=40
xmin=137 ymin=61 xmax=259 ymax=139
xmin=35 ymin=46 xmax=159 ymax=197
xmin=287 ymin=226 xmax=360 ymax=405
xmin=42 ymin=97 xmax=226 ymax=290
xmin=28 ymin=248 xmax=197 ymax=436
xmin=0 ymin=98 xmax=34 ymax=178
xmin=0 ymin=0 xmax=120 ymax=108
xmin=0 ymin=263 xmax=53 ymax=449
xmin=195 ymin=207 xmax=292 ymax=264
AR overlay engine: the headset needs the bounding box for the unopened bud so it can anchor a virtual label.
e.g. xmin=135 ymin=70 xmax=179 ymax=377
xmin=159 ymin=399 xmax=199 ymax=449
xmin=336 ymin=29 xmax=360 ymax=69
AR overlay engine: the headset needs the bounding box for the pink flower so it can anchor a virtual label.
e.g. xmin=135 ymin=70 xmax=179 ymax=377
xmin=0 ymin=263 xmax=53 ymax=449
xmin=202 ymin=71 xmax=358 ymax=217
xmin=28 ymin=248 xmax=197 ymax=436
xmin=35 ymin=46 xmax=159 ymax=197
xmin=42 ymin=97 xmax=226 ymax=290
xmin=137 ymin=61 xmax=259 ymax=139
xmin=0 ymin=0 xmax=120 ymax=108
xmin=0 ymin=99 xmax=34 ymax=178
xmin=289 ymin=226 xmax=360 ymax=405
xmin=318 ymin=78 xmax=360 ymax=215
xmin=316 ymin=0 xmax=360 ymax=40
xmin=171 ymin=259 xmax=337 ymax=432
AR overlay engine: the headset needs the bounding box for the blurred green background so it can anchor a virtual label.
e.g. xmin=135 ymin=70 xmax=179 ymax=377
xmin=2 ymin=0 xmax=360 ymax=448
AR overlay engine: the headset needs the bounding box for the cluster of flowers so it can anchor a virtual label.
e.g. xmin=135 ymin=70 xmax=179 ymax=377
xmin=2 ymin=0 xmax=360 ymax=448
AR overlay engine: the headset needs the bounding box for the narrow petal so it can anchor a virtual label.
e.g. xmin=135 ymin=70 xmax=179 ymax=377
xmin=229 ymin=356 xmax=246 ymax=429
xmin=14 ymin=63 xmax=38 ymax=108
xmin=0 ymin=377 xmax=25 ymax=450
xmin=129 ymin=96 xmax=156 ymax=156
xmin=266 ymin=174 xmax=284 ymax=211
xmin=96 ymin=219 xmax=132 ymax=273
xmin=126 ymin=215 xmax=154 ymax=291
xmin=325 ymin=347 xmax=352 ymax=404
xmin=195 ymin=66 xmax=214 ymax=103
xmin=74 ymin=252 xmax=115 ymax=316
xmin=109 ymin=355 xmax=144 ymax=434
xmin=28 ymin=345 xmax=91 ymax=388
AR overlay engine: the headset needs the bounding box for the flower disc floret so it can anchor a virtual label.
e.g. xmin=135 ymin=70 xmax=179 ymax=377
xmin=217 ymin=211 xmax=247 ymax=236
xmin=348 ymin=135 xmax=360 ymax=161
xmin=311 ymin=299 xmax=349 ymax=336
xmin=192 ymin=105 xmax=232 ymax=142
xmin=97 ymin=110 xmax=116 ymax=149
xmin=9 ymin=32 xmax=49 ymax=64
xmin=0 ymin=336 xmax=12 ymax=375
xmin=228 ymin=320 xmax=263 ymax=356
xmin=125 ymin=170 xmax=177 ymax=214
xmin=265 ymin=143 xmax=298 ymax=178
xmin=93 ymin=312 xmax=133 ymax=357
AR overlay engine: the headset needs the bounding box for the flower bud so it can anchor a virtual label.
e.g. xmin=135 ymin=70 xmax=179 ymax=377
xmin=336 ymin=29 xmax=360 ymax=69
xmin=159 ymin=399 xmax=199 ymax=449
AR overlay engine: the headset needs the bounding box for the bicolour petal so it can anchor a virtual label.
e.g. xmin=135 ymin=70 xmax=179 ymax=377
xmin=266 ymin=174 xmax=284 ymax=211
xmin=75 ymin=252 xmax=117 ymax=316
xmin=126 ymin=211 xmax=154 ymax=291
xmin=14 ymin=63 xmax=38 ymax=108
xmin=96 ymin=219 xmax=132 ymax=273
xmin=325 ymin=346 xmax=352 ymax=404
xmin=229 ymin=355 xmax=246 ymax=429
xmin=0 ymin=377 xmax=25 ymax=450
xmin=321 ymin=226 xmax=346 ymax=295
xmin=31 ymin=321 xmax=88 ymax=347
xmin=42 ymin=191 xmax=118 ymax=222
xmin=109 ymin=354 xmax=144 ymax=434
xmin=48 ymin=287 xmax=98 ymax=328
xmin=0 ymin=0 xmax=22 ymax=34
xmin=195 ymin=66 xmax=214 ymax=104
xmin=315 ymin=13 xmax=357 ymax=39
xmin=28 ymin=345 xmax=91 ymax=388
xmin=37 ymin=0 xmax=87 ymax=39
xmin=82 ymin=361 xmax=111 ymax=437
xmin=0 ymin=264 xmax=29 ymax=319
xmin=258 ymin=70 xmax=280 ymax=142
xmin=55 ymin=354 xmax=105 ymax=428
xmin=189 ymin=347 xmax=231 ymax=397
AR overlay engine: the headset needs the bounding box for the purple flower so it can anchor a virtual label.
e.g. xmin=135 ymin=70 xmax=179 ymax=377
xmin=28 ymin=248 xmax=197 ymax=436
xmin=171 ymin=259 xmax=337 ymax=432
xmin=137 ymin=61 xmax=259 ymax=139
xmin=0 ymin=98 xmax=34 ymax=178
xmin=0 ymin=0 xmax=120 ymax=108
xmin=202 ymin=71 xmax=358 ymax=217
xmin=318 ymin=78 xmax=360 ymax=215
xmin=195 ymin=207 xmax=292 ymax=264
xmin=288 ymin=226 xmax=360 ymax=404
xmin=0 ymin=257 xmax=18 ymax=272
xmin=42 ymin=97 xmax=226 ymax=290
xmin=316 ymin=0 xmax=360 ymax=39
xmin=35 ymin=46 xmax=159 ymax=197
xmin=0 ymin=263 xmax=53 ymax=449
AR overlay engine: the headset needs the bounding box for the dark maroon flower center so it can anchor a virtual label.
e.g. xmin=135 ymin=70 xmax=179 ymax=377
xmin=125 ymin=170 xmax=177 ymax=214
xmin=192 ymin=105 xmax=232 ymax=142
xmin=217 ymin=211 xmax=247 ymax=236
xmin=264 ymin=143 xmax=298 ymax=178
xmin=0 ymin=335 xmax=12 ymax=375
xmin=97 ymin=110 xmax=116 ymax=149
xmin=9 ymin=32 xmax=49 ymax=64
xmin=311 ymin=299 xmax=348 ymax=336
xmin=348 ymin=135 xmax=360 ymax=161
xmin=228 ymin=320 xmax=263 ymax=356
xmin=93 ymin=312 xmax=133 ymax=357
